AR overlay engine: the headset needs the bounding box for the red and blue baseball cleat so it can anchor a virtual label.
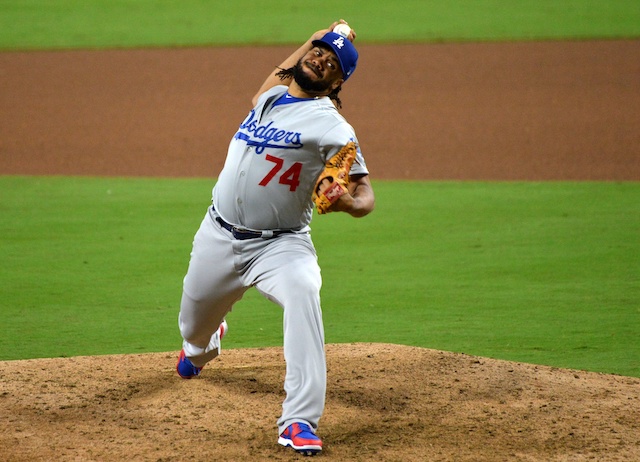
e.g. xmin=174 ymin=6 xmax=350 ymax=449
xmin=176 ymin=349 xmax=203 ymax=379
xmin=278 ymin=422 xmax=322 ymax=456
xmin=176 ymin=320 xmax=227 ymax=379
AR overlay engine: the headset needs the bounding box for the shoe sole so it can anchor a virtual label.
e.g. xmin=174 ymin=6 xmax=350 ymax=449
xmin=278 ymin=437 xmax=321 ymax=456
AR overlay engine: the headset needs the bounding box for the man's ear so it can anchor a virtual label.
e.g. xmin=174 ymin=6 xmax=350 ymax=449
xmin=330 ymin=80 xmax=344 ymax=92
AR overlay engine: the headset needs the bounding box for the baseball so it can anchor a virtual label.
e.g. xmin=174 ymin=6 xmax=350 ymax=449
xmin=333 ymin=23 xmax=352 ymax=38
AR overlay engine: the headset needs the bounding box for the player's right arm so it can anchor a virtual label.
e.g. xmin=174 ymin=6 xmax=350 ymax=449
xmin=251 ymin=21 xmax=345 ymax=106
xmin=323 ymin=174 xmax=375 ymax=218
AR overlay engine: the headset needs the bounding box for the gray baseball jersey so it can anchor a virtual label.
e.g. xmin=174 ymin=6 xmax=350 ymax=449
xmin=212 ymin=85 xmax=368 ymax=231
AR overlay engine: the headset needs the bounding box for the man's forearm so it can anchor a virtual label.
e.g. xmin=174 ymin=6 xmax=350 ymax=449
xmin=333 ymin=176 xmax=375 ymax=217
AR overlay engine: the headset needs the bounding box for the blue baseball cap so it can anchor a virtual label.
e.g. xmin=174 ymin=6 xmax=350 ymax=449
xmin=312 ymin=31 xmax=358 ymax=81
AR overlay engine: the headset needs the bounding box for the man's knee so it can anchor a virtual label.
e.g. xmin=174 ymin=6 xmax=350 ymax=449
xmin=289 ymin=267 xmax=322 ymax=296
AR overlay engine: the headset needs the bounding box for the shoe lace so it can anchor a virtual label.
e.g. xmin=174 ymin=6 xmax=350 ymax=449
xmin=294 ymin=423 xmax=317 ymax=438
xmin=296 ymin=423 xmax=312 ymax=433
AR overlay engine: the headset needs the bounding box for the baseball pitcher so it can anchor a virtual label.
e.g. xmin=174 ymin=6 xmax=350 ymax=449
xmin=175 ymin=20 xmax=374 ymax=456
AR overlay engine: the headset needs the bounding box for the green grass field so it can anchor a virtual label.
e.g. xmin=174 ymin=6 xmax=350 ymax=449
xmin=1 ymin=177 xmax=638 ymax=376
xmin=1 ymin=1 xmax=639 ymax=377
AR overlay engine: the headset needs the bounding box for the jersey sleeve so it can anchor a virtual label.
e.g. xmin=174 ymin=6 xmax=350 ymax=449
xmin=319 ymin=123 xmax=369 ymax=176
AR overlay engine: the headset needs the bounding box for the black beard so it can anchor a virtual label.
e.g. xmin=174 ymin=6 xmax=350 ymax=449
xmin=292 ymin=60 xmax=332 ymax=94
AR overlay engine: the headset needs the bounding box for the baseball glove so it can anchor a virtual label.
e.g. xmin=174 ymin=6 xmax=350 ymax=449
xmin=312 ymin=142 xmax=358 ymax=214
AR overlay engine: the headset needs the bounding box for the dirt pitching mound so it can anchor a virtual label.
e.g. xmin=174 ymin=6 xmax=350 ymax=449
xmin=1 ymin=343 xmax=638 ymax=461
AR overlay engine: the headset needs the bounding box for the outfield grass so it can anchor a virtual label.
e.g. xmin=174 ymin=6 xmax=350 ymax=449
xmin=1 ymin=0 xmax=639 ymax=50
xmin=1 ymin=177 xmax=638 ymax=377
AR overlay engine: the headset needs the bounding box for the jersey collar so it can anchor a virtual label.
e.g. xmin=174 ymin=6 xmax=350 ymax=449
xmin=273 ymin=91 xmax=316 ymax=107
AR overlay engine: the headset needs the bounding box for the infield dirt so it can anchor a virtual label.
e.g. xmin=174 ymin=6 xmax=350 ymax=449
xmin=0 ymin=40 xmax=639 ymax=461
xmin=1 ymin=40 xmax=639 ymax=180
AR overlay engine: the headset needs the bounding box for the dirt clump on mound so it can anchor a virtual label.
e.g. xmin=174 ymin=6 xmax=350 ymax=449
xmin=1 ymin=343 xmax=638 ymax=461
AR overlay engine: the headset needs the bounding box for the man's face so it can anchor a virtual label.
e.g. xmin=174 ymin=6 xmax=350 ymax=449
xmin=293 ymin=46 xmax=344 ymax=94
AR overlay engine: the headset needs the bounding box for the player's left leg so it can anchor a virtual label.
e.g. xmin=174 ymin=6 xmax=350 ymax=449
xmin=247 ymin=233 xmax=327 ymax=434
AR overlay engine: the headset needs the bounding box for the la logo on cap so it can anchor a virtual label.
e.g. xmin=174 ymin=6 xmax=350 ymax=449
xmin=332 ymin=36 xmax=345 ymax=49
xmin=311 ymin=31 xmax=358 ymax=80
